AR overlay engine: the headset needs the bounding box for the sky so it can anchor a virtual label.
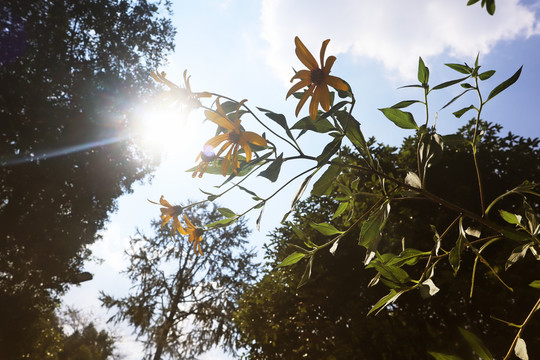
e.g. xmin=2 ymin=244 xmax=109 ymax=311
xmin=63 ymin=0 xmax=540 ymax=358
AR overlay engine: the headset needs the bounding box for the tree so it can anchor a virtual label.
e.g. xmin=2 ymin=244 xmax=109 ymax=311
xmin=234 ymin=121 xmax=540 ymax=359
xmin=100 ymin=202 xmax=259 ymax=360
xmin=0 ymin=0 xmax=175 ymax=356
xmin=59 ymin=307 xmax=117 ymax=360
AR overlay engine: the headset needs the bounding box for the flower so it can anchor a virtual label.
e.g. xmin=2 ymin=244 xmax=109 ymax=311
xmin=184 ymin=214 xmax=204 ymax=255
xmin=148 ymin=196 xmax=186 ymax=238
xmin=204 ymin=98 xmax=267 ymax=176
xmin=286 ymin=37 xmax=349 ymax=120
xmin=192 ymin=145 xmax=216 ymax=178
xmin=151 ymin=69 xmax=211 ymax=112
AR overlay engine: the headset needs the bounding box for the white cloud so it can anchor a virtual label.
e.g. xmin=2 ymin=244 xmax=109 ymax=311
xmin=260 ymin=0 xmax=540 ymax=81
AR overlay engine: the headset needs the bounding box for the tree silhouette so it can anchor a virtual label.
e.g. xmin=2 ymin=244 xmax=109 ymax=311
xmin=101 ymin=202 xmax=259 ymax=360
xmin=0 ymin=0 xmax=175 ymax=356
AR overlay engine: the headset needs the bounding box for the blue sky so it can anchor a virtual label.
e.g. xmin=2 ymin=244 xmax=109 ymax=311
xmin=64 ymin=1 xmax=540 ymax=358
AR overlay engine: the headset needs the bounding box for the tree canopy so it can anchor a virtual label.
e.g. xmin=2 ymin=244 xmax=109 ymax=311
xmin=234 ymin=121 xmax=540 ymax=359
xmin=0 ymin=0 xmax=175 ymax=356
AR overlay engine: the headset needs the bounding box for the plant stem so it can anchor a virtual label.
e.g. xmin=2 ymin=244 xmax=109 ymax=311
xmin=472 ymin=77 xmax=486 ymax=215
xmin=503 ymin=297 xmax=540 ymax=360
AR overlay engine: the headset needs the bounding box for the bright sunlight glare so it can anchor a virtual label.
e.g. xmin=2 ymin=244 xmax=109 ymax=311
xmin=133 ymin=102 xmax=203 ymax=158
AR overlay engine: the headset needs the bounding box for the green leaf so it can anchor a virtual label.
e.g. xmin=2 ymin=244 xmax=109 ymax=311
xmin=432 ymin=75 xmax=470 ymax=90
xmin=486 ymin=0 xmax=496 ymax=15
xmin=378 ymin=108 xmax=418 ymax=130
xmin=291 ymin=116 xmax=334 ymax=136
xmin=257 ymin=107 xmax=295 ymax=141
xmin=428 ymin=352 xmax=463 ymax=360
xmin=372 ymin=262 xmax=411 ymax=285
xmin=217 ymin=207 xmax=237 ymax=218
xmin=205 ymin=217 xmax=236 ymax=228
xmin=316 ymin=136 xmax=343 ymax=166
xmin=310 ymin=222 xmax=344 ymax=236
xmin=529 ymin=280 xmax=540 ymax=289
xmin=278 ymin=252 xmax=306 ymax=267
xmin=458 ymin=327 xmax=493 ymax=360
xmin=449 ymin=234 xmax=465 ymax=275
xmin=389 ymin=248 xmax=427 ymax=266
xmin=237 ymin=185 xmax=262 ymax=201
xmin=259 ymin=153 xmax=284 ymax=182
xmin=320 ymin=100 xmax=349 ymax=120
xmin=311 ymin=164 xmax=341 ymax=196
xmin=335 ymin=112 xmax=370 ymax=158
xmin=367 ymin=289 xmax=404 ymax=316
xmin=219 ymin=100 xmax=238 ymax=114
xmin=486 ymin=66 xmax=522 ymax=102
xmin=359 ymin=202 xmax=391 ymax=265
xmin=467 ymin=0 xmax=480 ymax=5
xmin=445 ymin=63 xmax=472 ymax=74
xmin=397 ymin=84 xmax=424 ymax=89
xmin=418 ymin=57 xmax=429 ymax=85
xmin=440 ymin=89 xmax=473 ymax=110
xmin=453 ymin=105 xmax=476 ymax=118
xmin=199 ymin=189 xmax=219 ymax=201
xmin=479 ymin=70 xmax=495 ymax=80
xmin=499 ymin=209 xmax=522 ymax=225
xmin=332 ymin=201 xmax=349 ymax=220
xmin=390 ymin=100 xmax=422 ymax=109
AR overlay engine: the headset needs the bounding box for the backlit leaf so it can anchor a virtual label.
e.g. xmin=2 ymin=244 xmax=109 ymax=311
xmin=316 ymin=136 xmax=343 ymax=165
xmin=445 ymin=63 xmax=472 ymax=74
xmin=310 ymin=222 xmax=344 ymax=236
xmin=390 ymin=100 xmax=422 ymax=109
xmin=378 ymin=108 xmax=418 ymax=130
xmin=453 ymin=105 xmax=476 ymax=118
xmin=217 ymin=207 xmax=237 ymax=218
xmin=432 ymin=75 xmax=470 ymax=90
xmin=418 ymin=57 xmax=429 ymax=85
xmin=479 ymin=70 xmax=495 ymax=80
xmin=486 ymin=66 xmax=522 ymax=102
xmin=278 ymin=252 xmax=306 ymax=267
xmin=312 ymin=164 xmax=341 ymax=196
xmin=499 ymin=209 xmax=522 ymax=225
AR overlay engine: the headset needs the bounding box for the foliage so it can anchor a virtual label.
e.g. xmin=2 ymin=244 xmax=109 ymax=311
xmin=100 ymin=202 xmax=259 ymax=360
xmin=0 ymin=0 xmax=174 ymax=356
xmin=150 ymin=31 xmax=539 ymax=358
xmin=59 ymin=307 xmax=117 ymax=360
xmin=467 ymin=0 xmax=496 ymax=16
xmin=233 ymin=125 xmax=540 ymax=359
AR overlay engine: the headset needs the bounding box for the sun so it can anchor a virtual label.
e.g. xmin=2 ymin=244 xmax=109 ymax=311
xmin=133 ymin=102 xmax=201 ymax=157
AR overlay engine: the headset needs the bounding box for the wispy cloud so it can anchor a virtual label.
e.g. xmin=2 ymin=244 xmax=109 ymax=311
xmin=260 ymin=0 xmax=540 ymax=81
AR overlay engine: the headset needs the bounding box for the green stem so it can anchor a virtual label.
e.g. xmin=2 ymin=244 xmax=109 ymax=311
xmin=472 ymin=77 xmax=485 ymax=215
